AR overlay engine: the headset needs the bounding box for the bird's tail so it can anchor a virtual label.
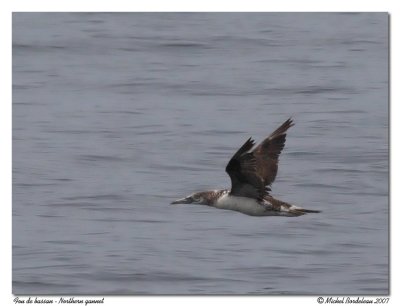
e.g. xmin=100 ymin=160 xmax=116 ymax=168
xmin=298 ymin=208 xmax=321 ymax=213
xmin=290 ymin=207 xmax=321 ymax=216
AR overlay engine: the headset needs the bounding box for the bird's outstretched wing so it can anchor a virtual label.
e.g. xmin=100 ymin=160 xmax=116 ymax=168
xmin=225 ymin=118 xmax=294 ymax=200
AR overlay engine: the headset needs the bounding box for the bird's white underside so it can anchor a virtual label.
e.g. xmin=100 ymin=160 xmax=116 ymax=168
xmin=214 ymin=193 xmax=294 ymax=216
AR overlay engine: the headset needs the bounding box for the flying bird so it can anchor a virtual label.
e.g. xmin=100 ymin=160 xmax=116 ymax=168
xmin=171 ymin=118 xmax=320 ymax=216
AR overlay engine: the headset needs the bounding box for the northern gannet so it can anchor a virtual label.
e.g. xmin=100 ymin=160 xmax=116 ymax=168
xmin=171 ymin=118 xmax=320 ymax=217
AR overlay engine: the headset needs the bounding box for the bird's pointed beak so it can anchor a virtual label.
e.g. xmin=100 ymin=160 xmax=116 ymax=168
xmin=170 ymin=196 xmax=193 ymax=204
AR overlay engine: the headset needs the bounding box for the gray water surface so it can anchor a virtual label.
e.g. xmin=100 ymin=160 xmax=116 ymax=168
xmin=13 ymin=13 xmax=389 ymax=295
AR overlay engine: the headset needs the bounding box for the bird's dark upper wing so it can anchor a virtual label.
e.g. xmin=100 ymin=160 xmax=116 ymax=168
xmin=225 ymin=118 xmax=294 ymax=200
xmin=225 ymin=137 xmax=263 ymax=199
xmin=252 ymin=118 xmax=294 ymax=187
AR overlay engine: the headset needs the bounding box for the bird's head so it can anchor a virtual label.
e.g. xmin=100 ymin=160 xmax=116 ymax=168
xmin=171 ymin=191 xmax=208 ymax=205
